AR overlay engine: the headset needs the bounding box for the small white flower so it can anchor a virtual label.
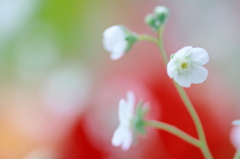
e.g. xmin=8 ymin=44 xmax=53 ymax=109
xmin=103 ymin=25 xmax=128 ymax=60
xmin=111 ymin=91 xmax=135 ymax=151
xmin=167 ymin=46 xmax=209 ymax=87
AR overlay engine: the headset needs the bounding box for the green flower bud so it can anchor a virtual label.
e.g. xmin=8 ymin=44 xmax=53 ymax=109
xmin=145 ymin=14 xmax=156 ymax=27
xmin=145 ymin=14 xmax=161 ymax=32
xmin=154 ymin=6 xmax=169 ymax=24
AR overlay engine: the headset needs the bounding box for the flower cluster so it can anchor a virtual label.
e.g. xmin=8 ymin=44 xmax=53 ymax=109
xmin=104 ymin=5 xmax=211 ymax=153
xmin=145 ymin=6 xmax=169 ymax=31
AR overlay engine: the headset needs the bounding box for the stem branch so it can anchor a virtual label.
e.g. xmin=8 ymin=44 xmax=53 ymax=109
xmin=145 ymin=120 xmax=200 ymax=147
xmin=157 ymin=25 xmax=213 ymax=159
xmin=137 ymin=34 xmax=158 ymax=45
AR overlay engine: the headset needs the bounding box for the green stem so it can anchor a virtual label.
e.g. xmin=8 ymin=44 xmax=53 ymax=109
xmin=145 ymin=120 xmax=200 ymax=147
xmin=137 ymin=34 xmax=159 ymax=45
xmin=234 ymin=149 xmax=240 ymax=159
xmin=157 ymin=26 xmax=213 ymax=159
xmin=158 ymin=26 xmax=168 ymax=65
xmin=173 ymin=83 xmax=204 ymax=140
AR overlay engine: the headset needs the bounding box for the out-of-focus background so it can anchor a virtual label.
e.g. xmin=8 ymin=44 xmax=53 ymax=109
xmin=0 ymin=0 xmax=240 ymax=158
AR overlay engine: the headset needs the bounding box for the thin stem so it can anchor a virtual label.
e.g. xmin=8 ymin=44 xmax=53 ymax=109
xmin=158 ymin=26 xmax=168 ymax=65
xmin=157 ymin=26 xmax=213 ymax=159
xmin=137 ymin=34 xmax=159 ymax=45
xmin=234 ymin=149 xmax=240 ymax=159
xmin=174 ymin=82 xmax=213 ymax=159
xmin=145 ymin=120 xmax=200 ymax=147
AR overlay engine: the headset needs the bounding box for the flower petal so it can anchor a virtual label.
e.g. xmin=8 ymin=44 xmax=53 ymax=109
xmin=118 ymin=99 xmax=128 ymax=124
xmin=174 ymin=74 xmax=192 ymax=87
xmin=110 ymin=49 xmax=125 ymax=60
xmin=190 ymin=47 xmax=209 ymax=65
xmin=121 ymin=129 xmax=133 ymax=151
xmin=103 ymin=26 xmax=121 ymax=52
xmin=110 ymin=39 xmax=127 ymax=60
xmin=189 ymin=66 xmax=208 ymax=84
xmin=111 ymin=126 xmax=125 ymax=147
xmin=167 ymin=59 xmax=178 ymax=78
xmin=174 ymin=46 xmax=192 ymax=59
xmin=103 ymin=25 xmax=127 ymax=60
xmin=126 ymin=91 xmax=135 ymax=114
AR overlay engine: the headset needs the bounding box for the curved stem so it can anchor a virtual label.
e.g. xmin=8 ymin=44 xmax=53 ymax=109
xmin=137 ymin=34 xmax=159 ymax=45
xmin=145 ymin=120 xmax=200 ymax=147
xmin=234 ymin=149 xmax=240 ymax=159
xmin=157 ymin=26 xmax=213 ymax=159
xmin=173 ymin=82 xmax=207 ymax=143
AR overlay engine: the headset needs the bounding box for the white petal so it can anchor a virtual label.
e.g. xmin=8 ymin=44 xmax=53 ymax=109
xmin=110 ymin=39 xmax=127 ymax=60
xmin=103 ymin=25 xmax=127 ymax=57
xmin=189 ymin=66 xmax=208 ymax=84
xmin=174 ymin=74 xmax=192 ymax=87
xmin=112 ymin=126 xmax=125 ymax=147
xmin=174 ymin=46 xmax=192 ymax=59
xmin=121 ymin=129 xmax=133 ymax=151
xmin=126 ymin=91 xmax=135 ymax=114
xmin=110 ymin=49 xmax=125 ymax=60
xmin=118 ymin=99 xmax=128 ymax=124
xmin=103 ymin=26 xmax=119 ymax=52
xmin=190 ymin=48 xmax=209 ymax=65
xmin=167 ymin=59 xmax=178 ymax=78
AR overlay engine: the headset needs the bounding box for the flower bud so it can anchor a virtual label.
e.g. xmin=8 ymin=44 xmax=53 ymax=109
xmin=145 ymin=14 xmax=156 ymax=27
xmin=103 ymin=25 xmax=137 ymax=60
xmin=154 ymin=6 xmax=169 ymax=24
xmin=145 ymin=14 xmax=161 ymax=32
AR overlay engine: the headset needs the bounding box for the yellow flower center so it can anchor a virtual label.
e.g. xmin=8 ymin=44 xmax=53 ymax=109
xmin=181 ymin=62 xmax=188 ymax=69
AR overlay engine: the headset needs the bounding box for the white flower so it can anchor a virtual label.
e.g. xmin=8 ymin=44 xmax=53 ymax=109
xmin=167 ymin=46 xmax=209 ymax=87
xmin=111 ymin=91 xmax=135 ymax=151
xmin=103 ymin=25 xmax=128 ymax=60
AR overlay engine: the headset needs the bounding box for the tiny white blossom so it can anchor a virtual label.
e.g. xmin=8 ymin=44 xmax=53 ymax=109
xmin=111 ymin=91 xmax=135 ymax=151
xmin=167 ymin=46 xmax=209 ymax=87
xmin=103 ymin=25 xmax=128 ymax=60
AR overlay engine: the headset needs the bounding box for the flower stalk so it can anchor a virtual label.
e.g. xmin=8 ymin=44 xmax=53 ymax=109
xmin=157 ymin=25 xmax=213 ymax=159
xmin=144 ymin=120 xmax=200 ymax=147
xmin=137 ymin=25 xmax=213 ymax=159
